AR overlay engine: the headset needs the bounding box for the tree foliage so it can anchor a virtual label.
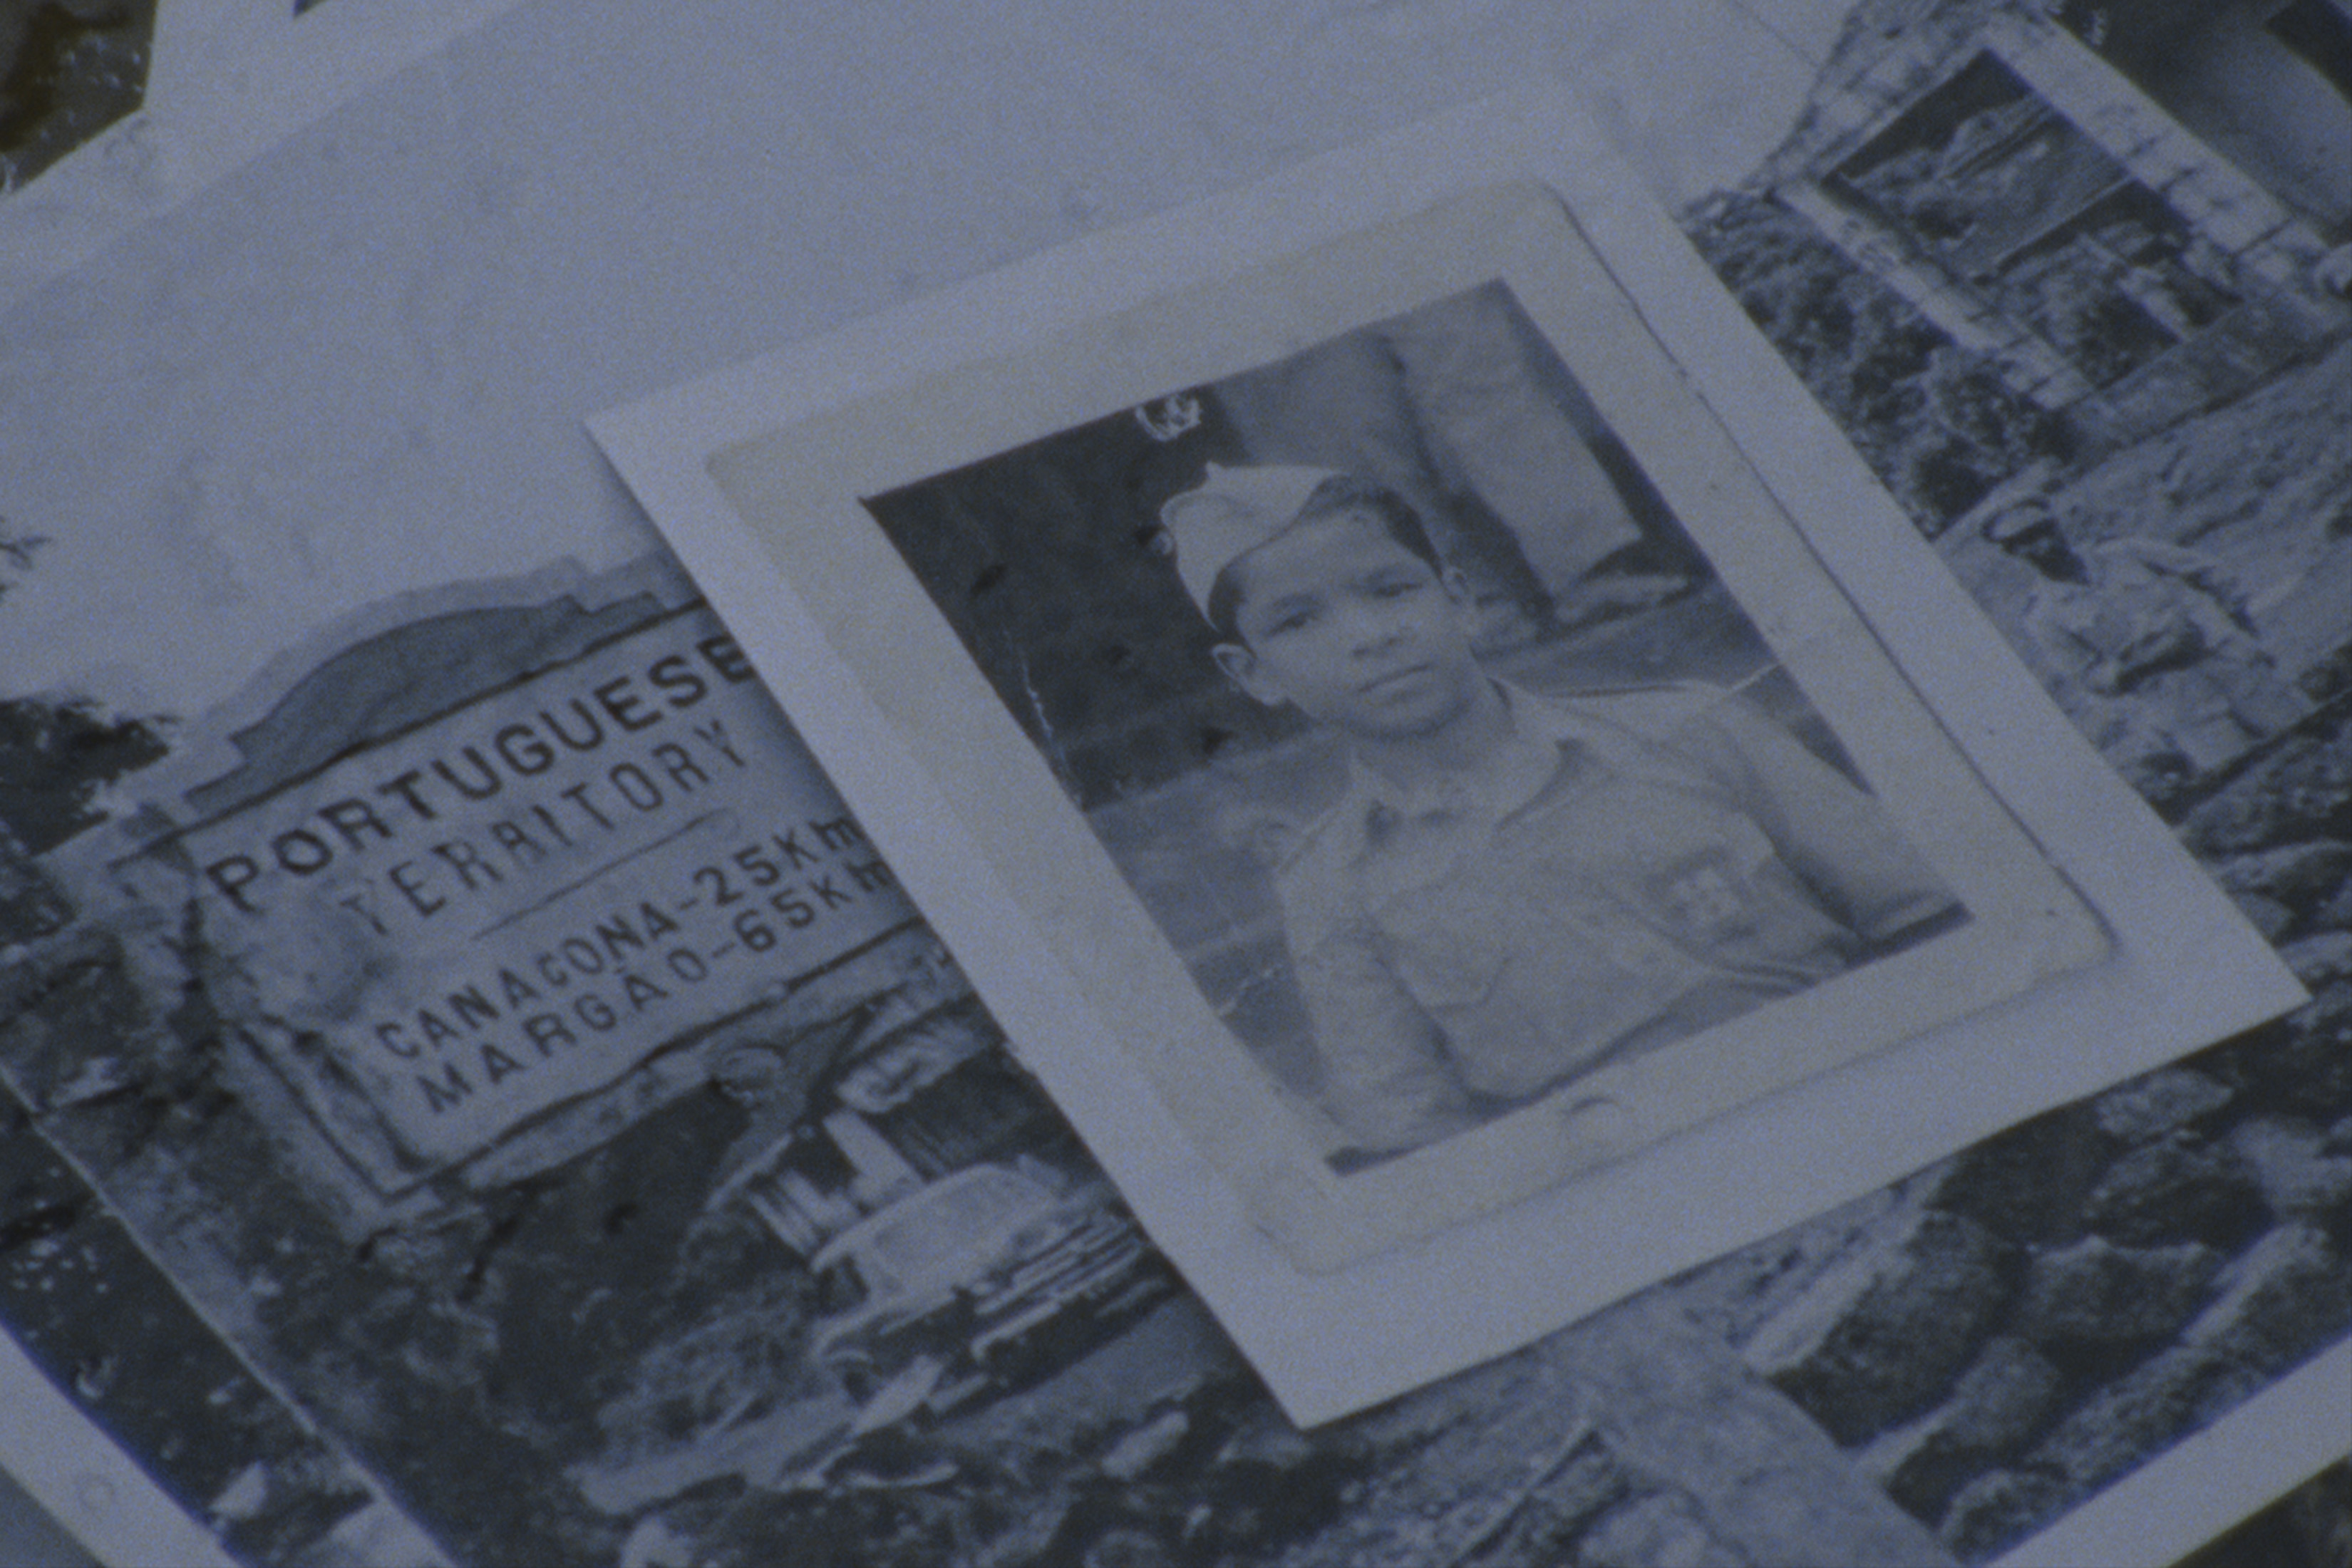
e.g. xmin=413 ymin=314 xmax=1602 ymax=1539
xmin=0 ymin=526 xmax=170 ymax=856
xmin=0 ymin=526 xmax=44 ymax=600
xmin=0 ymin=696 xmax=169 ymax=855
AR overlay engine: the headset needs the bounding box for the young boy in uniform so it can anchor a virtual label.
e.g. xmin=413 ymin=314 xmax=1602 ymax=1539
xmin=1161 ymin=463 xmax=1962 ymax=1158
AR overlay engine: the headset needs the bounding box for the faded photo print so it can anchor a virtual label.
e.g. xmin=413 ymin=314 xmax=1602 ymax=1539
xmin=860 ymin=282 xmax=1969 ymax=1170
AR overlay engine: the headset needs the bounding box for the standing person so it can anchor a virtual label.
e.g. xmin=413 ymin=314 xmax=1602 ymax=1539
xmin=1161 ymin=463 xmax=1961 ymax=1158
xmin=1983 ymin=498 xmax=2306 ymax=786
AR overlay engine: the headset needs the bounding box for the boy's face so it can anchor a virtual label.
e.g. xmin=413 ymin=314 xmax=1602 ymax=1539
xmin=1212 ymin=509 xmax=1485 ymax=739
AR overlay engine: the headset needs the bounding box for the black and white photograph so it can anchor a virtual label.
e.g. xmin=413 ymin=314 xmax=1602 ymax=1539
xmin=1 ymin=1 xmax=2344 ymax=1564
xmin=850 ymin=279 xmax=1977 ymax=1171
xmin=688 ymin=180 xmax=2123 ymax=1290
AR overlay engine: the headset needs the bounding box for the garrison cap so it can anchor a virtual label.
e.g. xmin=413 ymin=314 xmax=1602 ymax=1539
xmin=1160 ymin=462 xmax=1342 ymax=613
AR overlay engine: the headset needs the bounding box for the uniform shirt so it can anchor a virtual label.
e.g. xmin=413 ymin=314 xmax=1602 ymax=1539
xmin=1276 ymin=681 xmax=1961 ymax=1154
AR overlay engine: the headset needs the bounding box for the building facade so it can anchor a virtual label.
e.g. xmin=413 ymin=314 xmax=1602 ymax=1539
xmin=1757 ymin=0 xmax=2352 ymax=445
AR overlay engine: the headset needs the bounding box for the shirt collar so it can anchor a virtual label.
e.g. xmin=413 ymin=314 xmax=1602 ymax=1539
xmin=1347 ymin=681 xmax=1583 ymax=836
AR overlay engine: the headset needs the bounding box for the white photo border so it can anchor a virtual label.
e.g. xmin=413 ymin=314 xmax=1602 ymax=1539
xmin=592 ymin=86 xmax=2305 ymax=1426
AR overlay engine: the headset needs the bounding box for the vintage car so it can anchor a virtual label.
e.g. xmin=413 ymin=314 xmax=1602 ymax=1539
xmin=805 ymin=1158 xmax=1170 ymax=1404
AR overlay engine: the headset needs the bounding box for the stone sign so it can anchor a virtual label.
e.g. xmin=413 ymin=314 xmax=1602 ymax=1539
xmin=133 ymin=603 xmax=917 ymax=1194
